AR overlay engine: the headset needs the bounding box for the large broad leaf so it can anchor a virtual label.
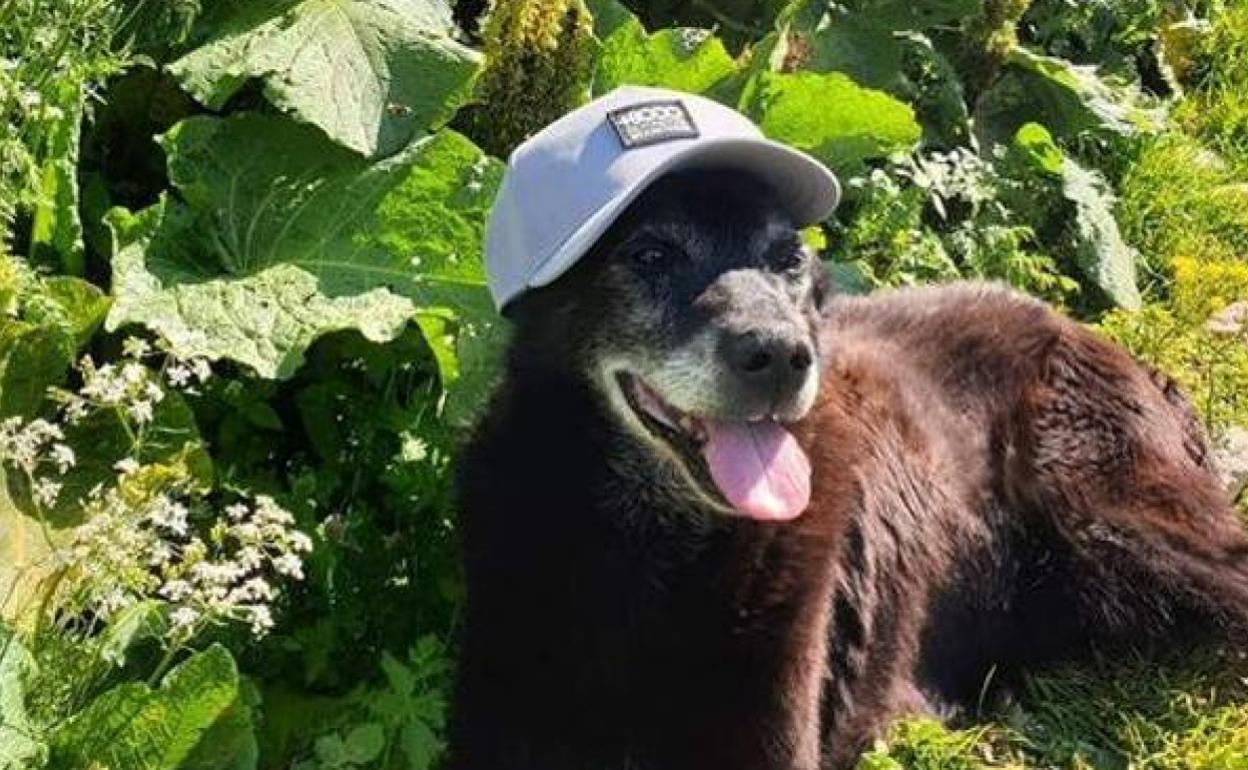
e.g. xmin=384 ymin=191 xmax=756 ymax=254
xmin=740 ymin=71 xmax=921 ymax=175
xmin=180 ymin=678 xmax=261 ymax=770
xmin=50 ymin=645 xmax=239 ymax=770
xmin=107 ymin=115 xmax=504 ymax=404
xmin=975 ymin=47 xmax=1164 ymax=147
xmin=0 ymin=628 xmax=43 ymax=769
xmin=0 ymin=465 xmax=63 ymax=627
xmin=0 ymin=320 xmax=73 ymax=420
xmin=0 ymin=316 xmax=75 ymax=625
xmin=782 ymin=0 xmax=978 ymax=31
xmin=169 ymin=0 xmax=481 ymax=158
xmin=769 ymin=17 xmax=968 ymax=146
xmin=592 ymin=14 xmax=739 ymax=96
xmin=39 ymin=277 xmax=111 ymax=349
xmin=1006 ymin=123 xmax=1142 ymax=310
xmin=1062 ymin=158 xmax=1142 ymax=310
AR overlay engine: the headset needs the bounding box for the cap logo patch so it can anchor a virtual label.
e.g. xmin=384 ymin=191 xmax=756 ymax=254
xmin=608 ymin=100 xmax=699 ymax=149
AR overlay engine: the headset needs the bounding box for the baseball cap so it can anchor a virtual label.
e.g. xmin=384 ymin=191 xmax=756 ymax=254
xmin=484 ymin=85 xmax=841 ymax=311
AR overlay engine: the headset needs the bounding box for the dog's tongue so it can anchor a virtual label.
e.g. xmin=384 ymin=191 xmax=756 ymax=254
xmin=701 ymin=418 xmax=811 ymax=521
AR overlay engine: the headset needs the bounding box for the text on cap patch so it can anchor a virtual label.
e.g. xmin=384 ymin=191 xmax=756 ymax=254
xmin=608 ymin=100 xmax=699 ymax=149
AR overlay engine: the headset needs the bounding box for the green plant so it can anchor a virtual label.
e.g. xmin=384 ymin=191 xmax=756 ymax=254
xmin=1099 ymin=257 xmax=1248 ymax=436
xmin=459 ymin=0 xmax=596 ymax=157
xmin=1119 ymin=132 xmax=1248 ymax=272
xmin=1178 ymin=1 xmax=1248 ymax=170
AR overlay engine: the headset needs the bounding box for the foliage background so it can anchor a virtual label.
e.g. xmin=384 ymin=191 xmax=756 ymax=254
xmin=4 ymin=0 xmax=1248 ymax=767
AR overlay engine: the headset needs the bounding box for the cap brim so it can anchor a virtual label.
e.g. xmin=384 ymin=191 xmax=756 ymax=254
xmin=527 ymin=137 xmax=841 ymax=291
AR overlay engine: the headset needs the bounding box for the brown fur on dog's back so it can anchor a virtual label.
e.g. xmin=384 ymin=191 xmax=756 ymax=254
xmin=450 ymin=281 xmax=1248 ymax=770
xmin=793 ymin=284 xmax=1248 ymax=765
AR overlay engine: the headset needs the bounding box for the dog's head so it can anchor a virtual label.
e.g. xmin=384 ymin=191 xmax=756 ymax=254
xmin=506 ymin=168 xmax=828 ymax=520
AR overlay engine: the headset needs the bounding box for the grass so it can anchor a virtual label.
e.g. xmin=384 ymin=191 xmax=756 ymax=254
xmin=1118 ymin=132 xmax=1248 ymax=276
xmin=1176 ymin=2 xmax=1248 ymax=174
xmin=861 ymin=650 xmax=1248 ymax=769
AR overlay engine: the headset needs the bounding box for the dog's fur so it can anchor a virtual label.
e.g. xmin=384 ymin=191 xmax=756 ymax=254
xmin=450 ymin=169 xmax=1248 ymax=770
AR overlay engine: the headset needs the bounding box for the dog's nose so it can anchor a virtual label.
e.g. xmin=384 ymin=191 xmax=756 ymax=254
xmin=723 ymin=330 xmax=813 ymax=394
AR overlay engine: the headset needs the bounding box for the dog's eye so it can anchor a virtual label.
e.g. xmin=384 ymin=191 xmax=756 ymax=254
xmin=629 ymin=242 xmax=677 ymax=267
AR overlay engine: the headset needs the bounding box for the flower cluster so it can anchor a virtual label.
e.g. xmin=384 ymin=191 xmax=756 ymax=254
xmin=68 ymin=482 xmax=312 ymax=643
xmin=0 ymin=335 xmax=310 ymax=646
xmin=55 ymin=337 xmax=212 ymax=429
xmin=0 ymin=416 xmax=74 ymax=508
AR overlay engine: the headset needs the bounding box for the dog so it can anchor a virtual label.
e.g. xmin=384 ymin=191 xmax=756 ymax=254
xmin=450 ymin=167 xmax=1248 ymax=770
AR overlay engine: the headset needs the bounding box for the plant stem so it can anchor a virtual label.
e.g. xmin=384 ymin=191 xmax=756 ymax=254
xmin=147 ymin=642 xmax=181 ymax=687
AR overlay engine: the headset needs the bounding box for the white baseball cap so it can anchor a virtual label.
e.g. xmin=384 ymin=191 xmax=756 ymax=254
xmin=484 ymin=85 xmax=841 ymax=311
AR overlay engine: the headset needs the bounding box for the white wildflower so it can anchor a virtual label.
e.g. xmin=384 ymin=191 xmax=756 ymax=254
xmin=32 ymin=477 xmax=61 ymax=508
xmin=148 ymin=541 xmax=173 ymax=567
xmin=234 ymin=545 xmax=264 ymax=571
xmin=170 ymin=606 xmax=199 ymax=631
xmin=273 ymin=552 xmax=305 ymax=579
xmin=192 ymin=359 xmax=212 ymax=383
xmin=114 ymin=458 xmax=140 ymax=475
xmin=290 ymin=531 xmax=313 ymax=553
xmin=98 ymin=587 xmax=133 ymax=618
xmin=147 ymin=498 xmax=189 ymax=537
xmin=62 ymin=397 xmax=88 ymax=423
xmin=246 ymin=605 xmax=274 ymax=637
xmin=159 ymin=579 xmax=193 ymax=602
xmin=122 ymin=337 xmax=151 ymax=359
xmin=49 ymin=443 xmax=75 ymax=473
xmin=166 ymin=364 xmax=192 ymax=388
xmin=127 ymin=399 xmax=153 ymax=425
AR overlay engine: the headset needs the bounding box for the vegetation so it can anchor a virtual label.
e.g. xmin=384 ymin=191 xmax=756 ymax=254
xmin=2 ymin=0 xmax=1248 ymax=767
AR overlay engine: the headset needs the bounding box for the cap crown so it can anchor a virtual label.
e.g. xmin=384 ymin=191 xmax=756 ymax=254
xmin=486 ymin=87 xmax=771 ymax=307
xmin=484 ymin=86 xmax=839 ymax=310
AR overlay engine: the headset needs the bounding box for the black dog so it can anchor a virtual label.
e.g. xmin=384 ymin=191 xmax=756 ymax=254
xmin=450 ymin=168 xmax=1248 ymax=770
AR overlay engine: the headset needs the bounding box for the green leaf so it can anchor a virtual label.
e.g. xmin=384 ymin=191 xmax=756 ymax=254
xmin=0 ymin=320 xmax=73 ymax=419
xmin=106 ymin=116 xmax=503 ymax=384
xmin=29 ymin=80 xmax=85 ymax=275
xmin=784 ymin=0 xmax=978 ymax=31
xmin=795 ymin=19 xmax=904 ymax=89
xmin=40 ymin=277 xmax=110 ymax=349
xmin=181 ymin=678 xmax=262 ymax=770
xmin=50 ymin=645 xmax=240 ymax=770
xmin=313 ymin=733 xmax=348 ymax=766
xmin=0 ymin=628 xmax=44 ymax=769
xmin=51 ymin=390 xmax=209 ymax=526
xmin=593 ymin=16 xmax=738 ymax=96
xmin=825 ymin=260 xmax=873 ymax=296
xmin=400 ymin=721 xmax=441 ymax=770
xmin=1011 ymin=122 xmax=1065 ymax=177
xmin=975 ymin=47 xmax=1164 ymax=147
xmin=169 ymin=0 xmax=481 ymax=157
xmin=440 ymin=313 xmax=509 ymax=428
xmin=98 ymin=601 xmax=167 ymax=668
xmin=740 ymin=71 xmax=921 ymax=175
xmin=0 ymin=318 xmax=74 ymax=625
xmin=0 ymin=464 xmax=64 ymax=627
xmin=117 ymin=0 xmax=202 ymax=56
xmin=843 ymin=0 xmax=978 ymax=30
xmin=342 ymin=723 xmax=385 ymax=764
xmin=585 ymin=0 xmax=634 ymax=39
xmin=773 ymin=19 xmax=968 ymax=146
xmin=1061 ymin=157 xmax=1142 ymax=310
